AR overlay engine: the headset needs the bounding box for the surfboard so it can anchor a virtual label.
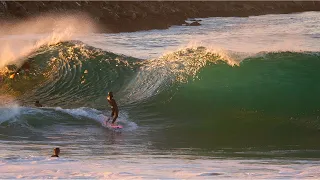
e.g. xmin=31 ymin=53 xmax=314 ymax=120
xmin=103 ymin=121 xmax=123 ymax=129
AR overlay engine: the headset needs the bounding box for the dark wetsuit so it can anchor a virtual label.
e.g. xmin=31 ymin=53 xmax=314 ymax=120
xmin=35 ymin=103 xmax=43 ymax=107
xmin=16 ymin=61 xmax=31 ymax=74
xmin=21 ymin=62 xmax=30 ymax=71
xmin=107 ymin=96 xmax=119 ymax=124
xmin=10 ymin=61 xmax=31 ymax=79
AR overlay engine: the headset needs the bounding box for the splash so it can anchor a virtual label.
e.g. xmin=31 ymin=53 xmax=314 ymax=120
xmin=0 ymin=95 xmax=21 ymax=124
xmin=0 ymin=12 xmax=97 ymax=68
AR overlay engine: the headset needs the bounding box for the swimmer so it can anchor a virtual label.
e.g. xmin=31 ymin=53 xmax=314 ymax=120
xmin=51 ymin=147 xmax=60 ymax=157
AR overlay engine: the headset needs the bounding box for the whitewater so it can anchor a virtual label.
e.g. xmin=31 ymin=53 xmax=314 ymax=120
xmin=1 ymin=11 xmax=320 ymax=179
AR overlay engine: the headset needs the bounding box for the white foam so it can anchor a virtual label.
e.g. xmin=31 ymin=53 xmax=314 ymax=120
xmin=0 ymin=96 xmax=21 ymax=124
xmin=53 ymin=107 xmax=138 ymax=131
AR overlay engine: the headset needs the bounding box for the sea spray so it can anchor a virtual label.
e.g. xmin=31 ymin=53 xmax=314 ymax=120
xmin=0 ymin=96 xmax=21 ymax=124
xmin=0 ymin=12 xmax=97 ymax=68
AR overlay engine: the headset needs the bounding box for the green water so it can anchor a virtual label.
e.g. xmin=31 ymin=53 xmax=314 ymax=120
xmin=1 ymin=43 xmax=320 ymax=151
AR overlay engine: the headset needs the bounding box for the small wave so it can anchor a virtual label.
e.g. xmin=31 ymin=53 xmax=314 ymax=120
xmin=0 ymin=97 xmax=21 ymax=124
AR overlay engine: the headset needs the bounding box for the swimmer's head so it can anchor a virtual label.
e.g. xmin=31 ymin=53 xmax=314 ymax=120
xmin=35 ymin=100 xmax=39 ymax=104
xmin=53 ymin=147 xmax=60 ymax=155
xmin=108 ymin=92 xmax=113 ymax=97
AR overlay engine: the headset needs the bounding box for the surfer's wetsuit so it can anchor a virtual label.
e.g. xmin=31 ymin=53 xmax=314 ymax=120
xmin=9 ymin=60 xmax=32 ymax=79
xmin=35 ymin=101 xmax=43 ymax=107
xmin=16 ymin=61 xmax=31 ymax=75
xmin=51 ymin=147 xmax=60 ymax=157
xmin=107 ymin=92 xmax=119 ymax=124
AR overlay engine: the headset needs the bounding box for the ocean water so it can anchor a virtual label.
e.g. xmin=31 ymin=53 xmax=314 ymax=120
xmin=1 ymin=11 xmax=320 ymax=179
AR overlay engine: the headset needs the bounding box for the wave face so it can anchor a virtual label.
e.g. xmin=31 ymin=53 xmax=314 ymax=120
xmin=0 ymin=41 xmax=141 ymax=107
xmin=1 ymin=41 xmax=320 ymax=148
xmin=148 ymin=51 xmax=320 ymax=148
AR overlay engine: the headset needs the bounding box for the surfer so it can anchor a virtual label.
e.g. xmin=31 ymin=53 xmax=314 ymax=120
xmin=34 ymin=100 xmax=43 ymax=107
xmin=107 ymin=92 xmax=119 ymax=125
xmin=51 ymin=147 xmax=60 ymax=157
xmin=9 ymin=60 xmax=31 ymax=79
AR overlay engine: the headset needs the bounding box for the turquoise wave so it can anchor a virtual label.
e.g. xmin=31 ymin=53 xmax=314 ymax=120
xmin=1 ymin=41 xmax=320 ymax=148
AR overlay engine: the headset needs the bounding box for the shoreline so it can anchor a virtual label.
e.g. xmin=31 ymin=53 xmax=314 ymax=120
xmin=0 ymin=1 xmax=320 ymax=33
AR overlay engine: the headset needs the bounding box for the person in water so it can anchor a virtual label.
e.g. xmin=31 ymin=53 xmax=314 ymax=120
xmin=51 ymin=147 xmax=60 ymax=157
xmin=34 ymin=100 xmax=42 ymax=107
xmin=10 ymin=61 xmax=31 ymax=79
xmin=18 ymin=61 xmax=31 ymax=74
xmin=107 ymin=92 xmax=119 ymax=125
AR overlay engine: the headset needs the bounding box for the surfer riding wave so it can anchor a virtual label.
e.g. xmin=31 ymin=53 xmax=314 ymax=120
xmin=106 ymin=91 xmax=119 ymax=125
